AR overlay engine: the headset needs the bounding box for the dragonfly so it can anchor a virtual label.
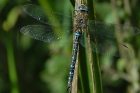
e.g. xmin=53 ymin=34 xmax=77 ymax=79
xmin=20 ymin=4 xmax=140 ymax=93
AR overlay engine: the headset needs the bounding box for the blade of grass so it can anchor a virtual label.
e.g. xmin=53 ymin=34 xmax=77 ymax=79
xmin=79 ymin=45 xmax=90 ymax=93
xmin=87 ymin=0 xmax=103 ymax=93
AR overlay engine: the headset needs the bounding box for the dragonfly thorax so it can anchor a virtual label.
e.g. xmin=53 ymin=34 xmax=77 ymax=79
xmin=76 ymin=18 xmax=87 ymax=28
xmin=74 ymin=4 xmax=88 ymax=34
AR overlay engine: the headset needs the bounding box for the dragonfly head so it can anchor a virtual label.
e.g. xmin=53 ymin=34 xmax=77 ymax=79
xmin=77 ymin=4 xmax=89 ymax=13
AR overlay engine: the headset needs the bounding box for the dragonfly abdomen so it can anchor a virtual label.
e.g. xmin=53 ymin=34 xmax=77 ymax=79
xmin=67 ymin=32 xmax=81 ymax=92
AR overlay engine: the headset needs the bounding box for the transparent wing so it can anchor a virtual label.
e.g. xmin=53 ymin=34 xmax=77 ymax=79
xmin=22 ymin=4 xmax=73 ymax=27
xmin=80 ymin=33 xmax=131 ymax=57
xmin=88 ymin=20 xmax=140 ymax=38
xmin=20 ymin=25 xmax=72 ymax=43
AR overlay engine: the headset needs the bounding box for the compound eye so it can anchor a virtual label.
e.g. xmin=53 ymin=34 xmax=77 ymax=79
xmin=78 ymin=6 xmax=81 ymax=10
xmin=77 ymin=6 xmax=79 ymax=9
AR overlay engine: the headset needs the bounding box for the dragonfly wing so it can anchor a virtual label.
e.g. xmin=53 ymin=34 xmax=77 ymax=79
xmin=88 ymin=20 xmax=140 ymax=38
xmin=80 ymin=33 xmax=131 ymax=57
xmin=22 ymin=4 xmax=73 ymax=27
xmin=20 ymin=25 xmax=72 ymax=43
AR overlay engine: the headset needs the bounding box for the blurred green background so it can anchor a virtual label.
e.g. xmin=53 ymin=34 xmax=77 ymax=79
xmin=0 ymin=0 xmax=140 ymax=93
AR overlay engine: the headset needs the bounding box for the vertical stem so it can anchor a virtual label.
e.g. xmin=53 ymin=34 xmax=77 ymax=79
xmin=87 ymin=0 xmax=103 ymax=93
xmin=6 ymin=32 xmax=19 ymax=93
xmin=71 ymin=0 xmax=81 ymax=93
xmin=87 ymin=0 xmax=95 ymax=93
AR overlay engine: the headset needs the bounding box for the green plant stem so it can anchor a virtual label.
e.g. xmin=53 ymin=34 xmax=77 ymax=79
xmin=93 ymin=51 xmax=103 ymax=93
xmin=87 ymin=0 xmax=103 ymax=93
xmin=6 ymin=32 xmax=19 ymax=93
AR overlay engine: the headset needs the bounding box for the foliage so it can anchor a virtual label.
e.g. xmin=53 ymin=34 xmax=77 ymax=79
xmin=0 ymin=0 xmax=140 ymax=93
